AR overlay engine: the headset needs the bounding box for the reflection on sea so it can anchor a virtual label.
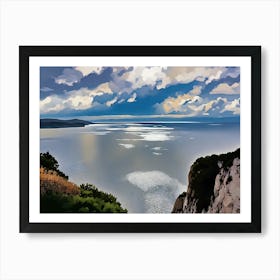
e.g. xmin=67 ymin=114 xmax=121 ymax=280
xmin=40 ymin=122 xmax=240 ymax=213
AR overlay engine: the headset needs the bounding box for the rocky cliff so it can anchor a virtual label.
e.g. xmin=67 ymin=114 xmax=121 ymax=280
xmin=172 ymin=148 xmax=240 ymax=213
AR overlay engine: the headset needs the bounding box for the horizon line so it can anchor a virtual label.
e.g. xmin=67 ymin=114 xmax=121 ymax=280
xmin=40 ymin=114 xmax=240 ymax=120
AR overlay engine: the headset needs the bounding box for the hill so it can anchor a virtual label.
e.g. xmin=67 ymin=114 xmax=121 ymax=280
xmin=40 ymin=118 xmax=92 ymax=128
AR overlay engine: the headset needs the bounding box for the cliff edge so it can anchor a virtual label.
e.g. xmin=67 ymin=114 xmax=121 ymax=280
xmin=172 ymin=148 xmax=240 ymax=213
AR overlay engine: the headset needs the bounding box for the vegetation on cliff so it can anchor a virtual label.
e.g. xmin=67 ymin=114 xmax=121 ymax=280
xmin=40 ymin=152 xmax=127 ymax=213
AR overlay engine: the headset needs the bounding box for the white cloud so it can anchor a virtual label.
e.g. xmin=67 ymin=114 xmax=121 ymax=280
xmin=40 ymin=87 xmax=53 ymax=92
xmin=118 ymin=99 xmax=125 ymax=104
xmin=188 ymin=97 xmax=227 ymax=115
xmin=188 ymin=85 xmax=202 ymax=95
xmin=210 ymin=82 xmax=240 ymax=94
xmin=156 ymin=91 xmax=240 ymax=117
xmin=188 ymin=96 xmax=240 ymax=116
xmin=53 ymin=66 xmax=240 ymax=97
xmin=205 ymin=70 xmax=223 ymax=84
xmin=106 ymin=97 xmax=118 ymax=107
xmin=160 ymin=67 xmax=228 ymax=89
xmin=44 ymin=66 xmax=240 ymax=115
xmin=221 ymin=98 xmax=240 ymax=115
xmin=160 ymin=93 xmax=203 ymax=114
xmin=55 ymin=68 xmax=83 ymax=86
xmin=40 ymin=85 xmax=114 ymax=113
xmin=92 ymin=82 xmax=113 ymax=95
xmin=64 ymin=87 xmax=107 ymax=110
xmin=75 ymin=67 xmax=104 ymax=76
xmin=121 ymin=66 xmax=167 ymax=91
xmin=40 ymin=95 xmax=66 ymax=113
xmin=127 ymin=92 xmax=137 ymax=103
xmin=65 ymin=94 xmax=93 ymax=110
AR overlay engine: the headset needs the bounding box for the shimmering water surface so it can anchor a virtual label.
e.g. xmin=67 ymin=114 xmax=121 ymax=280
xmin=40 ymin=122 xmax=240 ymax=213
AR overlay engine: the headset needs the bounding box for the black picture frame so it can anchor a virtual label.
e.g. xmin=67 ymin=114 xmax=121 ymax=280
xmin=19 ymin=46 xmax=261 ymax=233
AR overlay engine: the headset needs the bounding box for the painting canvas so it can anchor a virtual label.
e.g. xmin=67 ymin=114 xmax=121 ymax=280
xmin=40 ymin=66 xmax=241 ymax=214
xmin=20 ymin=46 xmax=261 ymax=232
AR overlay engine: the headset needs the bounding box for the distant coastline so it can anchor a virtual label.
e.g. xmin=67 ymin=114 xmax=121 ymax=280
xmin=40 ymin=118 xmax=92 ymax=128
xmin=40 ymin=116 xmax=240 ymax=126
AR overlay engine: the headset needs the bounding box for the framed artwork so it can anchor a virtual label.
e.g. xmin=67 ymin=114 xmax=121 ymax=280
xmin=19 ymin=46 xmax=261 ymax=233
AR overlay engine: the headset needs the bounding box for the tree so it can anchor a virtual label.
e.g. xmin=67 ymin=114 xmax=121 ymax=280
xmin=40 ymin=152 xmax=68 ymax=179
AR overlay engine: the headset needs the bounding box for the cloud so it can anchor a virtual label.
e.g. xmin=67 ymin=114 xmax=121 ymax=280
xmin=187 ymin=97 xmax=227 ymax=116
xmin=40 ymin=87 xmax=53 ymax=92
xmin=159 ymin=93 xmax=203 ymax=114
xmin=40 ymin=85 xmax=113 ymax=113
xmin=125 ymin=170 xmax=185 ymax=213
xmin=156 ymin=91 xmax=240 ymax=117
xmin=55 ymin=68 xmax=83 ymax=86
xmin=221 ymin=67 xmax=240 ymax=79
xmin=64 ymin=93 xmax=93 ymax=110
xmin=40 ymin=95 xmax=66 ymax=113
xmin=64 ymin=87 xmax=110 ymax=110
xmin=118 ymin=98 xmax=125 ymax=104
xmin=121 ymin=66 xmax=167 ymax=91
xmin=111 ymin=67 xmax=240 ymax=97
xmin=210 ymin=82 xmax=240 ymax=94
xmin=160 ymin=67 xmax=229 ymax=89
xmin=156 ymin=85 xmax=203 ymax=114
xmin=221 ymin=98 xmax=240 ymax=115
xmin=127 ymin=92 xmax=137 ymax=103
xmin=54 ymin=67 xmax=106 ymax=87
xmin=113 ymin=66 xmax=207 ymax=93
xmin=106 ymin=97 xmax=118 ymax=107
xmin=75 ymin=67 xmax=104 ymax=76
xmin=92 ymin=82 xmax=113 ymax=95
xmin=205 ymin=70 xmax=223 ymax=84
xmin=42 ymin=66 xmax=240 ymax=116
xmin=188 ymin=97 xmax=240 ymax=117
xmin=188 ymin=85 xmax=203 ymax=95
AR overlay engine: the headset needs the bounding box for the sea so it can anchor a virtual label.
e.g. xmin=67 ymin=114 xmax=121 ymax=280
xmin=40 ymin=121 xmax=240 ymax=213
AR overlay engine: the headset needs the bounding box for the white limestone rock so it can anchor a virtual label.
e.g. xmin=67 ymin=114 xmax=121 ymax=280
xmin=207 ymin=158 xmax=240 ymax=213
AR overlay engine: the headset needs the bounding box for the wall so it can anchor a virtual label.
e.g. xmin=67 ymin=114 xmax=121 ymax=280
xmin=0 ymin=0 xmax=279 ymax=279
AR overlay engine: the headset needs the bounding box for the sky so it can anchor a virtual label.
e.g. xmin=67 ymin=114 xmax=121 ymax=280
xmin=40 ymin=66 xmax=240 ymax=120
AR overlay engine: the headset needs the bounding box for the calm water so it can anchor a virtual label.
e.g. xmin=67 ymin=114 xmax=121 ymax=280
xmin=40 ymin=122 xmax=240 ymax=213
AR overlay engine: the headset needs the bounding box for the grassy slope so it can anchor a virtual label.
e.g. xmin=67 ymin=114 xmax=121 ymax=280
xmin=40 ymin=153 xmax=127 ymax=213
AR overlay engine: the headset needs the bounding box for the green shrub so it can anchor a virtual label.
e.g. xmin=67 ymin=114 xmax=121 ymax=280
xmin=40 ymin=192 xmax=127 ymax=213
xmin=80 ymin=183 xmax=118 ymax=203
